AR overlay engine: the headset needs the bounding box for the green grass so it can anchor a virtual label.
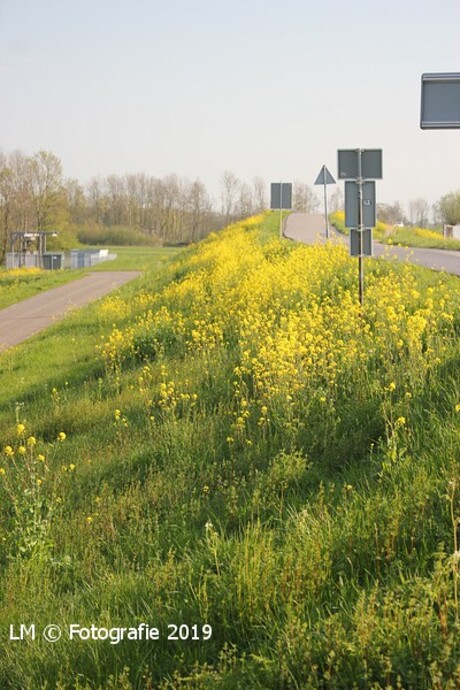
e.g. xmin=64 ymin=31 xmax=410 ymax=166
xmin=0 ymin=268 xmax=86 ymax=310
xmin=2 ymin=214 xmax=460 ymax=688
xmin=329 ymin=211 xmax=460 ymax=251
xmin=380 ymin=228 xmax=460 ymax=251
xmin=88 ymin=246 xmax=182 ymax=272
xmin=0 ymin=247 xmax=182 ymax=310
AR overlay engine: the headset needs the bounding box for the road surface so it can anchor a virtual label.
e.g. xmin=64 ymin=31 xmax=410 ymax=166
xmin=0 ymin=271 xmax=141 ymax=351
xmin=284 ymin=213 xmax=460 ymax=277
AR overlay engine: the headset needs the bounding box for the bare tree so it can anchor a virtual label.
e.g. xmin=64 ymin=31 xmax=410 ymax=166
xmin=187 ymin=179 xmax=212 ymax=242
xmin=409 ymin=198 xmax=430 ymax=227
xmin=220 ymin=170 xmax=240 ymax=224
xmin=329 ymin=186 xmax=343 ymax=212
xmin=28 ymin=150 xmax=64 ymax=230
xmin=252 ymin=176 xmax=267 ymax=213
xmin=292 ymin=181 xmax=320 ymax=213
xmin=377 ymin=202 xmax=407 ymax=226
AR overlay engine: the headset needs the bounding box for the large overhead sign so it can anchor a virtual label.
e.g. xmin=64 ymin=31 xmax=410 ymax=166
xmin=420 ymin=73 xmax=460 ymax=129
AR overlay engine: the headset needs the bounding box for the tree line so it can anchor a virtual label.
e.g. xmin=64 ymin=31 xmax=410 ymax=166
xmin=0 ymin=149 xmax=330 ymax=260
xmin=3 ymin=148 xmax=457 ymax=261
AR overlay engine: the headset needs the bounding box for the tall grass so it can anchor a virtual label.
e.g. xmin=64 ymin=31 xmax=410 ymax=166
xmin=1 ymin=213 xmax=460 ymax=688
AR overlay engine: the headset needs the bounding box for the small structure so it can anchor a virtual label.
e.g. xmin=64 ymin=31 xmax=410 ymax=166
xmin=70 ymin=249 xmax=116 ymax=269
xmin=6 ymin=230 xmax=62 ymax=269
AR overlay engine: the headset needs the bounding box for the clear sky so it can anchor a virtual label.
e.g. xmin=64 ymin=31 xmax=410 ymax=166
xmin=1 ymin=0 xmax=459 ymax=211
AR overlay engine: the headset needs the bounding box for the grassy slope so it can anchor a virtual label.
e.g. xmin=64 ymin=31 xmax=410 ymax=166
xmin=1 ymin=213 xmax=460 ymax=688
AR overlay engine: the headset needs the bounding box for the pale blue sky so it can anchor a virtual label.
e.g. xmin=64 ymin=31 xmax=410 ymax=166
xmin=1 ymin=0 xmax=459 ymax=210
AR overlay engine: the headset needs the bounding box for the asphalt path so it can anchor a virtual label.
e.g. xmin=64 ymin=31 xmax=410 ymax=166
xmin=0 ymin=271 xmax=141 ymax=351
xmin=284 ymin=213 xmax=460 ymax=277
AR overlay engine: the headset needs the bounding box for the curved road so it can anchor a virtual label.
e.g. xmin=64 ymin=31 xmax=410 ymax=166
xmin=284 ymin=213 xmax=460 ymax=277
xmin=0 ymin=271 xmax=141 ymax=351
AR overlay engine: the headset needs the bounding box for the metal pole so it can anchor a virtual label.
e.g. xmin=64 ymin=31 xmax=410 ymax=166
xmin=279 ymin=181 xmax=283 ymax=239
xmin=357 ymin=150 xmax=364 ymax=308
xmin=323 ymin=168 xmax=329 ymax=238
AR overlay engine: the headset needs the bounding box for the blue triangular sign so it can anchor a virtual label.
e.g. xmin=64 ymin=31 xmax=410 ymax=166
xmin=314 ymin=165 xmax=336 ymax=185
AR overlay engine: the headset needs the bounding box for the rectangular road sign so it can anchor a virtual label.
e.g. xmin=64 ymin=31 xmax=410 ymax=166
xmin=338 ymin=149 xmax=382 ymax=180
xmin=345 ymin=180 xmax=376 ymax=228
xmin=270 ymin=182 xmax=292 ymax=210
xmin=350 ymin=228 xmax=373 ymax=257
xmin=421 ymin=73 xmax=460 ymax=129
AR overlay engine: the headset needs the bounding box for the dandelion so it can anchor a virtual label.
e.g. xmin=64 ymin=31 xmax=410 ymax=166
xmin=3 ymin=446 xmax=14 ymax=457
xmin=17 ymin=446 xmax=26 ymax=455
xmin=388 ymin=382 xmax=396 ymax=392
xmin=58 ymin=432 xmax=66 ymax=442
xmin=0 ymin=467 xmax=6 ymax=475
xmin=86 ymin=516 xmax=93 ymax=524
xmin=395 ymin=416 xmax=406 ymax=427
xmin=27 ymin=436 xmax=36 ymax=446
xmin=38 ymin=454 xmax=46 ymax=462
xmin=456 ymin=404 xmax=460 ymax=413
xmin=16 ymin=423 xmax=25 ymax=436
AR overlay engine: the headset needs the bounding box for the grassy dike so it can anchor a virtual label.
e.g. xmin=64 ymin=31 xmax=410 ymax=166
xmin=2 ymin=212 xmax=460 ymax=688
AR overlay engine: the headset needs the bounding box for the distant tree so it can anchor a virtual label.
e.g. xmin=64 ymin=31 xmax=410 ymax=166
xmin=65 ymin=178 xmax=87 ymax=225
xmin=409 ymin=198 xmax=430 ymax=227
xmin=220 ymin=171 xmax=240 ymax=224
xmin=236 ymin=181 xmax=254 ymax=218
xmin=28 ymin=150 xmax=65 ymax=230
xmin=292 ymin=181 xmax=320 ymax=212
xmin=377 ymin=201 xmax=406 ymax=226
xmin=187 ymin=179 xmax=212 ymax=242
xmin=252 ymin=176 xmax=267 ymax=213
xmin=438 ymin=190 xmax=460 ymax=225
xmin=329 ymin=186 xmax=343 ymax=212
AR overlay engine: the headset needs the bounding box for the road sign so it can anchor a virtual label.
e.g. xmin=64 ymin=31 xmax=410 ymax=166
xmin=338 ymin=149 xmax=382 ymax=180
xmin=314 ymin=165 xmax=335 ymax=186
xmin=314 ymin=165 xmax=336 ymax=238
xmin=270 ymin=182 xmax=292 ymax=210
xmin=421 ymin=73 xmax=460 ymax=129
xmin=345 ymin=180 xmax=376 ymax=228
xmin=350 ymin=228 xmax=373 ymax=257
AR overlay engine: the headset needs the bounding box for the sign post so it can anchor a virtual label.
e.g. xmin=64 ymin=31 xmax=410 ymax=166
xmin=270 ymin=182 xmax=292 ymax=238
xmin=338 ymin=148 xmax=382 ymax=308
xmin=314 ymin=165 xmax=336 ymax=238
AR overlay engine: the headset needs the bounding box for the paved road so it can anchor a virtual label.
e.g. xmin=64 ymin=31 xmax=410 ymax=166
xmin=284 ymin=213 xmax=460 ymax=277
xmin=0 ymin=271 xmax=141 ymax=351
